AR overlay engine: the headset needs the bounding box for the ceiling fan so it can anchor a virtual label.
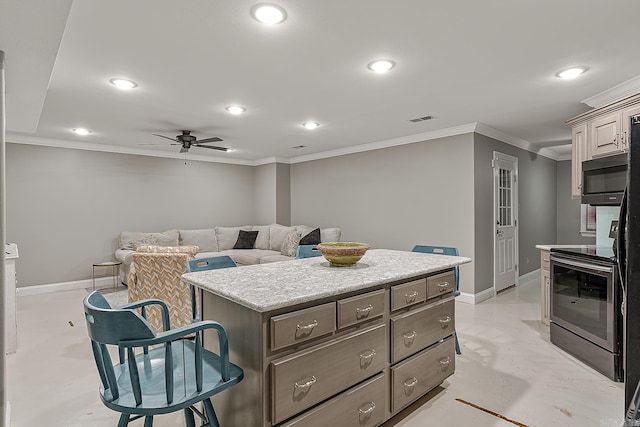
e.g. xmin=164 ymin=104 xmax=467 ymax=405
xmin=147 ymin=130 xmax=228 ymax=153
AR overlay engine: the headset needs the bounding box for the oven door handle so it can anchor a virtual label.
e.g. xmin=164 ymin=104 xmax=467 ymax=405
xmin=550 ymin=255 xmax=614 ymax=274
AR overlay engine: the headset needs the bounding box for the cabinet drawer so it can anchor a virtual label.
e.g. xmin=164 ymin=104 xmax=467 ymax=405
xmin=390 ymin=298 xmax=455 ymax=363
xmin=390 ymin=336 xmax=455 ymax=412
xmin=541 ymin=250 xmax=550 ymax=272
xmin=271 ymin=324 xmax=386 ymax=424
xmin=390 ymin=279 xmax=426 ymax=311
xmin=283 ymin=373 xmax=386 ymax=427
xmin=338 ymin=289 xmax=385 ymax=329
xmin=426 ymin=270 xmax=455 ymax=299
xmin=270 ymin=303 xmax=336 ymax=351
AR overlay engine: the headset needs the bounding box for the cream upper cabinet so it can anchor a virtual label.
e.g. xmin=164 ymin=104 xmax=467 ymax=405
xmin=622 ymin=104 xmax=640 ymax=151
xmin=571 ymin=123 xmax=588 ymax=199
xmin=590 ymin=111 xmax=622 ymax=158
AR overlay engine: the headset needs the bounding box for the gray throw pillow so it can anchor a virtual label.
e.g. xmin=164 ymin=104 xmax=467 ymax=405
xmin=233 ymin=230 xmax=259 ymax=249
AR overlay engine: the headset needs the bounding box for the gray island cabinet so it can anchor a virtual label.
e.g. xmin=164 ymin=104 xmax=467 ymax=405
xmin=182 ymin=249 xmax=471 ymax=426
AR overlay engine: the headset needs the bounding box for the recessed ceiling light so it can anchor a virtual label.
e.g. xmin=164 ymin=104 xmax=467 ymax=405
xmin=72 ymin=128 xmax=91 ymax=136
xmin=302 ymin=122 xmax=319 ymax=130
xmin=367 ymin=59 xmax=396 ymax=73
xmin=109 ymin=78 xmax=138 ymax=90
xmin=251 ymin=4 xmax=287 ymax=24
xmin=226 ymin=106 xmax=246 ymax=115
xmin=555 ymin=67 xmax=589 ymax=80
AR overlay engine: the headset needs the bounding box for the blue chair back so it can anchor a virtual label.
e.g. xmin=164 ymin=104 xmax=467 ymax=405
xmin=411 ymin=245 xmax=460 ymax=293
xmin=187 ymin=255 xmax=237 ymax=272
xmin=296 ymin=244 xmax=322 ymax=259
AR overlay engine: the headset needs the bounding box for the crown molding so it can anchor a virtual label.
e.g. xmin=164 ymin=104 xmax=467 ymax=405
xmin=289 ymin=123 xmax=478 ymax=164
xmin=473 ymin=123 xmax=562 ymax=161
xmin=582 ymin=75 xmax=640 ymax=109
xmin=5 ymin=133 xmax=256 ymax=166
xmin=253 ymin=156 xmax=291 ymax=166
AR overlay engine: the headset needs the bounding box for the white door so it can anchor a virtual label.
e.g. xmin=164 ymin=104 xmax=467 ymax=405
xmin=493 ymin=152 xmax=518 ymax=293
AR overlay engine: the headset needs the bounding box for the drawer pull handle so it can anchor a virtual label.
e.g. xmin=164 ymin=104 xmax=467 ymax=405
xmin=439 ymin=356 xmax=452 ymax=367
xmin=403 ymin=331 xmax=417 ymax=341
xmin=437 ymin=282 xmax=450 ymax=292
xmin=358 ymin=401 xmax=376 ymax=415
xmin=294 ymin=376 xmax=317 ymax=389
xmin=404 ymin=377 xmax=418 ymax=388
xmin=405 ymin=291 xmax=418 ymax=302
xmin=296 ymin=320 xmax=318 ymax=331
xmin=438 ymin=316 xmax=452 ymax=328
xmin=359 ymin=349 xmax=377 ymax=361
xmin=356 ymin=304 xmax=374 ymax=317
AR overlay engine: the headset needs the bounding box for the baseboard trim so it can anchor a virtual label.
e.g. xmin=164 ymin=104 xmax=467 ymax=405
xmin=458 ymin=287 xmax=495 ymax=305
xmin=519 ymin=268 xmax=540 ymax=284
xmin=16 ymin=277 xmax=118 ymax=296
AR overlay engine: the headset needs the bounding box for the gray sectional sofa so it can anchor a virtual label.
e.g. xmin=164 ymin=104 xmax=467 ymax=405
xmin=115 ymin=224 xmax=341 ymax=284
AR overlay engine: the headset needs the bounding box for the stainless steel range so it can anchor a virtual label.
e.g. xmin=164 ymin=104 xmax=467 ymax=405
xmin=550 ymin=246 xmax=623 ymax=381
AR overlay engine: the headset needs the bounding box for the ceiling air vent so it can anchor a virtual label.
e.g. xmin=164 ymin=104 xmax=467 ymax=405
xmin=409 ymin=115 xmax=435 ymax=123
xmin=292 ymin=145 xmax=308 ymax=149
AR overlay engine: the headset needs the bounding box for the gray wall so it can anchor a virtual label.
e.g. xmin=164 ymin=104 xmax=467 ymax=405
xmin=6 ymin=144 xmax=256 ymax=287
xmin=556 ymin=160 xmax=595 ymax=244
xmin=290 ymin=134 xmax=477 ymax=294
xmin=275 ymin=163 xmax=291 ymax=226
xmin=253 ymin=163 xmax=277 ymax=224
xmin=473 ymin=134 xmax=558 ymax=293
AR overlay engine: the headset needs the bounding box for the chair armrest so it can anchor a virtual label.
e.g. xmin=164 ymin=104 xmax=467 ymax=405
xmin=120 ymin=299 xmax=171 ymax=331
xmin=121 ymin=320 xmax=231 ymax=380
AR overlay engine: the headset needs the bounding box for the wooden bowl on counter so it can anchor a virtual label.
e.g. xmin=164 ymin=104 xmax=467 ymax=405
xmin=316 ymin=242 xmax=370 ymax=267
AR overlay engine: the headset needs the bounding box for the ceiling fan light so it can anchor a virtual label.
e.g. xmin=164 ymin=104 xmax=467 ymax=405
xmin=226 ymin=105 xmax=246 ymax=115
xmin=72 ymin=128 xmax=91 ymax=135
xmin=555 ymin=67 xmax=589 ymax=79
xmin=109 ymin=78 xmax=138 ymax=90
xmin=251 ymin=4 xmax=287 ymax=24
xmin=367 ymin=59 xmax=395 ymax=73
xmin=302 ymin=122 xmax=319 ymax=130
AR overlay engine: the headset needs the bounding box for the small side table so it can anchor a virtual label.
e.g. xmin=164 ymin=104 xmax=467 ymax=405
xmin=92 ymin=261 xmax=122 ymax=291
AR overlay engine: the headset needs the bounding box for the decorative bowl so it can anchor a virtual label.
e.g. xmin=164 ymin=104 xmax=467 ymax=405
xmin=316 ymin=242 xmax=370 ymax=267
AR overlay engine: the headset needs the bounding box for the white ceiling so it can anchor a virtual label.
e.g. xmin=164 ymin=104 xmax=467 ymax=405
xmin=2 ymin=0 xmax=640 ymax=164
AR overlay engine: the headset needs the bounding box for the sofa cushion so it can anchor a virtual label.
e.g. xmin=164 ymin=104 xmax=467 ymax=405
xmin=179 ymin=229 xmax=218 ymax=252
xmin=119 ymin=229 xmax=179 ymax=250
xmin=299 ymin=227 xmax=321 ymax=245
xmin=252 ymin=225 xmax=271 ymax=250
xmin=269 ymin=224 xmax=296 ymax=251
xmin=281 ymin=230 xmax=302 ymax=257
xmin=260 ymin=254 xmax=294 ymax=264
xmin=320 ymin=227 xmax=341 ymax=243
xmin=135 ymin=245 xmax=200 ymax=257
xmin=216 ymin=226 xmax=252 ymax=251
xmin=233 ymin=230 xmax=259 ymax=249
xmin=220 ymin=249 xmax=280 ymax=265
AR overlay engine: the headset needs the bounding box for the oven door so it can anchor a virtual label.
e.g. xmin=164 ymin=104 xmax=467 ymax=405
xmin=550 ymin=254 xmax=617 ymax=352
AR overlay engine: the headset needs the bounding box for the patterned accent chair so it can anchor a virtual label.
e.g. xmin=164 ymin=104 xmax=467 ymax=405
xmin=128 ymin=250 xmax=197 ymax=332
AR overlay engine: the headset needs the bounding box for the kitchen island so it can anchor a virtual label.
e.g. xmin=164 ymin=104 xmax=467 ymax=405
xmin=183 ymin=249 xmax=471 ymax=426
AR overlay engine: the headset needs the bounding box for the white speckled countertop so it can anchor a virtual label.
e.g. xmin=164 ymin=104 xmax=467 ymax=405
xmin=535 ymin=244 xmax=594 ymax=251
xmin=182 ymin=249 xmax=471 ymax=313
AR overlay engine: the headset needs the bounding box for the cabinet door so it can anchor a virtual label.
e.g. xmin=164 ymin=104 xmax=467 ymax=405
xmin=571 ymin=123 xmax=588 ymax=199
xmin=590 ymin=112 xmax=622 ymax=158
xmin=622 ymin=104 xmax=640 ymax=151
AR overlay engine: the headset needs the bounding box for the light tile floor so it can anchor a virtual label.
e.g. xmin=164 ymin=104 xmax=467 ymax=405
xmin=7 ymin=273 xmax=624 ymax=426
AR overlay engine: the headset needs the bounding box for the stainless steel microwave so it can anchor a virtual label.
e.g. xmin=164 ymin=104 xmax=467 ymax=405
xmin=582 ymin=153 xmax=628 ymax=206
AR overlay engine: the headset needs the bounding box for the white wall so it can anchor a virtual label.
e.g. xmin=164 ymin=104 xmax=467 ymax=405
xmin=253 ymin=163 xmax=277 ymax=224
xmin=290 ymin=134 xmax=476 ymax=294
xmin=6 ymin=143 xmax=256 ymax=287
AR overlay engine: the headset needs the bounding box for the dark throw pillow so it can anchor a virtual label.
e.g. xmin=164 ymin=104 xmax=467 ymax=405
xmin=299 ymin=227 xmax=321 ymax=245
xmin=233 ymin=230 xmax=259 ymax=249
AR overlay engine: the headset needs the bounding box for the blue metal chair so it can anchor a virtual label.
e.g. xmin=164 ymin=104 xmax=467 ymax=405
xmin=187 ymin=256 xmax=237 ymax=321
xmin=83 ymin=291 xmax=243 ymax=427
xmin=412 ymin=245 xmax=462 ymax=355
xmin=296 ymin=244 xmax=322 ymax=259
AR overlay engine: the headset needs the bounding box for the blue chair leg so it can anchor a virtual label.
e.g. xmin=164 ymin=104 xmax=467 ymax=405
xmin=454 ymin=332 xmax=461 ymax=355
xmin=144 ymin=415 xmax=153 ymax=427
xmin=203 ymin=399 xmax=220 ymax=427
xmin=184 ymin=407 xmax=196 ymax=427
xmin=117 ymin=414 xmax=129 ymax=427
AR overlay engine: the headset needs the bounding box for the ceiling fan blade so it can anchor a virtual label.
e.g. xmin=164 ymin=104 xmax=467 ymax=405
xmin=179 ymin=146 xmax=189 ymax=153
xmin=194 ymin=144 xmax=229 ymax=152
xmin=196 ymin=137 xmax=223 ymax=144
xmin=153 ymin=133 xmax=178 ymax=142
